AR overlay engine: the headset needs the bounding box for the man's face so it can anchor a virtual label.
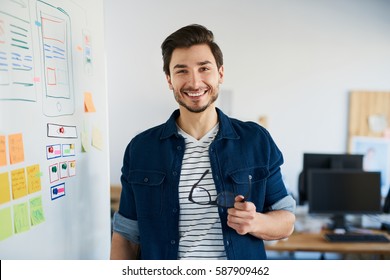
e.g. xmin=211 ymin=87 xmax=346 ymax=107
xmin=166 ymin=44 xmax=224 ymax=113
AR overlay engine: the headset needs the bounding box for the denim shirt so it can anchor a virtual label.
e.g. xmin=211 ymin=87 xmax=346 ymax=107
xmin=117 ymin=108 xmax=291 ymax=260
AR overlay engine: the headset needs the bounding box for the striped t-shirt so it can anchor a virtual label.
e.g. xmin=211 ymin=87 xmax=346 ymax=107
xmin=177 ymin=124 xmax=227 ymax=260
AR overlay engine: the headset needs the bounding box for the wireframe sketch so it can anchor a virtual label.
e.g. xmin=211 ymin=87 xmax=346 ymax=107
xmin=37 ymin=0 xmax=74 ymax=116
xmin=0 ymin=0 xmax=36 ymax=101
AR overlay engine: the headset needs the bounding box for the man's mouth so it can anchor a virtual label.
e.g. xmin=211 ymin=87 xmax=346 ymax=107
xmin=183 ymin=89 xmax=208 ymax=97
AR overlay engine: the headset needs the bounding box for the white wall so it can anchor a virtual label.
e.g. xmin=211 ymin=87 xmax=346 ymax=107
xmin=104 ymin=0 xmax=390 ymax=197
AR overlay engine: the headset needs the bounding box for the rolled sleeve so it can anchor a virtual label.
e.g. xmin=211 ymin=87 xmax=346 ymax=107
xmin=112 ymin=211 xmax=140 ymax=244
xmin=269 ymin=195 xmax=296 ymax=213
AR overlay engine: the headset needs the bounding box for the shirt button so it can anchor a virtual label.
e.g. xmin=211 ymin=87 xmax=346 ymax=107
xmin=177 ymin=146 xmax=182 ymax=150
xmin=172 ymin=208 xmax=177 ymax=213
xmin=143 ymin=177 xmax=149 ymax=183
xmin=172 ymin=171 xmax=177 ymax=176
xmin=170 ymin=240 xmax=176 ymax=245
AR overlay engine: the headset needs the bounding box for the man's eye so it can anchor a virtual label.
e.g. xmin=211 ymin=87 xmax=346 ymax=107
xmin=199 ymin=67 xmax=209 ymax=72
xmin=176 ymin=70 xmax=187 ymax=74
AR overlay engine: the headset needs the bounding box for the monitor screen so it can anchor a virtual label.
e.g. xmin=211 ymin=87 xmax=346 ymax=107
xmin=308 ymin=169 xmax=381 ymax=229
xmin=308 ymin=169 xmax=381 ymax=214
xmin=298 ymin=153 xmax=364 ymax=205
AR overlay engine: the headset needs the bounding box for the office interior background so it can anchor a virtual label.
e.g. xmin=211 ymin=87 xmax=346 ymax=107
xmin=105 ymin=0 xmax=390 ymax=199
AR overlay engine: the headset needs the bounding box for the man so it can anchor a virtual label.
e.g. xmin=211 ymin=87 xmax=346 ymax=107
xmin=111 ymin=24 xmax=295 ymax=260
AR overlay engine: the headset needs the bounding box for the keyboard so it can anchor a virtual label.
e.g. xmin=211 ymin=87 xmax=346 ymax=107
xmin=324 ymin=233 xmax=390 ymax=243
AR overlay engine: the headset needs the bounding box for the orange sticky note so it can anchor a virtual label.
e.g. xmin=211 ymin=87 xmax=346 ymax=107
xmin=84 ymin=92 xmax=96 ymax=112
xmin=0 ymin=135 xmax=6 ymax=167
xmin=27 ymin=164 xmax=42 ymax=194
xmin=8 ymin=133 xmax=24 ymax=164
xmin=11 ymin=168 xmax=27 ymax=199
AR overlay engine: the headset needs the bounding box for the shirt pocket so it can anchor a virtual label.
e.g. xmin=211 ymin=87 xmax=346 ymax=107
xmin=128 ymin=170 xmax=166 ymax=218
xmin=229 ymin=166 xmax=269 ymax=205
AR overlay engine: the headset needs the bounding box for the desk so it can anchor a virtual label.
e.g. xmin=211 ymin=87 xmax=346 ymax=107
xmin=266 ymin=230 xmax=390 ymax=259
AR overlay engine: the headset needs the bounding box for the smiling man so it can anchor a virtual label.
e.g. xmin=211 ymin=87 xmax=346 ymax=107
xmin=110 ymin=24 xmax=296 ymax=260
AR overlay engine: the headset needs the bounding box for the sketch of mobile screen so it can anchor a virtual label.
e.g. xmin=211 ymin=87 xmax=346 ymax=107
xmin=36 ymin=0 xmax=74 ymax=117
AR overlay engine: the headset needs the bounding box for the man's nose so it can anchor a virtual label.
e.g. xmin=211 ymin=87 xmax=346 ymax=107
xmin=187 ymin=72 xmax=202 ymax=89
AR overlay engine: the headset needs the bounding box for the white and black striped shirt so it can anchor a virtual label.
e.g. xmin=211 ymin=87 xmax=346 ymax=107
xmin=177 ymin=124 xmax=227 ymax=260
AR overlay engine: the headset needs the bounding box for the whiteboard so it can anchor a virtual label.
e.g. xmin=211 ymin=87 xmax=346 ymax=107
xmin=0 ymin=0 xmax=110 ymax=259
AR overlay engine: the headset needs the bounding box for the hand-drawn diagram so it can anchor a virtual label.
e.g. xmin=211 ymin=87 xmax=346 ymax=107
xmin=0 ymin=0 xmax=36 ymax=101
xmin=37 ymin=0 xmax=74 ymax=116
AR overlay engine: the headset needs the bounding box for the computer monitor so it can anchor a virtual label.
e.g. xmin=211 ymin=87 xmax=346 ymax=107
xmin=308 ymin=169 xmax=382 ymax=230
xmin=298 ymin=153 xmax=364 ymax=205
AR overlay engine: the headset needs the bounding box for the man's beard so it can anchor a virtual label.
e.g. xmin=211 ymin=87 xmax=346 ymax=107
xmin=173 ymin=87 xmax=219 ymax=113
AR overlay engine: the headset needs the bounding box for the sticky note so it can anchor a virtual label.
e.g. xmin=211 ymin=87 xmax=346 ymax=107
xmin=84 ymin=92 xmax=96 ymax=112
xmin=30 ymin=196 xmax=45 ymax=226
xmin=14 ymin=202 xmax=30 ymax=233
xmin=0 ymin=207 xmax=13 ymax=241
xmin=92 ymin=126 xmax=103 ymax=150
xmin=8 ymin=133 xmax=24 ymax=164
xmin=27 ymin=164 xmax=42 ymax=194
xmin=81 ymin=131 xmax=89 ymax=152
xmin=11 ymin=168 xmax=27 ymax=199
xmin=0 ymin=135 xmax=6 ymax=167
xmin=0 ymin=172 xmax=11 ymax=204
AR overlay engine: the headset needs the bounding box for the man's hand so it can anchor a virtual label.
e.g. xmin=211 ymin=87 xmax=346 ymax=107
xmin=227 ymin=195 xmax=257 ymax=235
xmin=227 ymin=195 xmax=296 ymax=240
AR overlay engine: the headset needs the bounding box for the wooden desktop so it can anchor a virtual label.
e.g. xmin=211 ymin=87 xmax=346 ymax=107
xmin=265 ymin=229 xmax=390 ymax=259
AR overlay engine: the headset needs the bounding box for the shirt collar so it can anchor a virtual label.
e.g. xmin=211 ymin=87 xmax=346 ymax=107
xmin=160 ymin=107 xmax=239 ymax=140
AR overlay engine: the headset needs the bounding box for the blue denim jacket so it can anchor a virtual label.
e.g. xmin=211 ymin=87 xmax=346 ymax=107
xmin=118 ymin=108 xmax=291 ymax=259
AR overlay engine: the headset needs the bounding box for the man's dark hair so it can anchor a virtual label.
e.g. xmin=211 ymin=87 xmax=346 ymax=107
xmin=161 ymin=24 xmax=223 ymax=76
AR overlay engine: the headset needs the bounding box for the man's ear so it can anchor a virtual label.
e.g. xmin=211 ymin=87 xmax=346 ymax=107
xmin=166 ymin=75 xmax=173 ymax=90
xmin=218 ymin=65 xmax=224 ymax=84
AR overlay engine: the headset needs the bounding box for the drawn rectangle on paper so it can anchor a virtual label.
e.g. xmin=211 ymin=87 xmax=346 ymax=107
xmin=50 ymin=182 xmax=65 ymax=200
xmin=47 ymin=123 xmax=77 ymax=138
xmin=48 ymin=162 xmax=59 ymax=183
xmin=68 ymin=160 xmax=76 ymax=177
xmin=46 ymin=144 xmax=61 ymax=159
xmin=62 ymin=143 xmax=75 ymax=157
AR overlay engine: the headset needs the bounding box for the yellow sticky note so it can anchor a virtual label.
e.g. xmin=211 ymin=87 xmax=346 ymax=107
xmin=8 ymin=133 xmax=24 ymax=164
xmin=0 ymin=135 xmax=6 ymax=167
xmin=14 ymin=202 xmax=30 ymax=233
xmin=30 ymin=196 xmax=45 ymax=226
xmin=81 ymin=131 xmax=90 ymax=152
xmin=0 ymin=207 xmax=13 ymax=241
xmin=91 ymin=126 xmax=103 ymax=150
xmin=11 ymin=168 xmax=27 ymax=199
xmin=0 ymin=172 xmax=11 ymax=204
xmin=27 ymin=164 xmax=42 ymax=194
xmin=84 ymin=92 xmax=96 ymax=112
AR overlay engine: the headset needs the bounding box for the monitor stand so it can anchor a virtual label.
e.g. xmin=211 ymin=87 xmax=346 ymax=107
xmin=327 ymin=214 xmax=349 ymax=231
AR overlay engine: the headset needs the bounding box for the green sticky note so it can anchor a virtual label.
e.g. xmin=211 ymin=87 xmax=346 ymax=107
xmin=0 ymin=207 xmax=13 ymax=241
xmin=14 ymin=202 xmax=30 ymax=233
xmin=30 ymin=196 xmax=45 ymax=226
